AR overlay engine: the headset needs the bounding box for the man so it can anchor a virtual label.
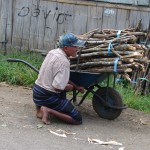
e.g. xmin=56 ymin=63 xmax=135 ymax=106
xmin=33 ymin=33 xmax=86 ymax=125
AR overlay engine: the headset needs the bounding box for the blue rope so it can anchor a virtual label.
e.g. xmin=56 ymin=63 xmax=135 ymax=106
xmin=130 ymin=80 xmax=137 ymax=85
xmin=136 ymin=77 xmax=150 ymax=83
xmin=116 ymin=77 xmax=150 ymax=85
xmin=130 ymin=78 xmax=150 ymax=85
xmin=116 ymin=77 xmax=123 ymax=83
xmin=117 ymin=30 xmax=122 ymax=38
xmin=114 ymin=57 xmax=119 ymax=72
xmin=108 ymin=41 xmax=113 ymax=54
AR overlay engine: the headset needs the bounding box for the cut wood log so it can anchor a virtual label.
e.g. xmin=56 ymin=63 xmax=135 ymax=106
xmin=81 ymin=68 xmax=132 ymax=73
xmin=72 ymin=51 xmax=143 ymax=60
xmin=70 ymin=60 xmax=122 ymax=69
xmin=114 ymin=44 xmax=136 ymax=51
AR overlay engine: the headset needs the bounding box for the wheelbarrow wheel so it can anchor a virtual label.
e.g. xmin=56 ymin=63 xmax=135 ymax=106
xmin=92 ymin=87 xmax=123 ymax=120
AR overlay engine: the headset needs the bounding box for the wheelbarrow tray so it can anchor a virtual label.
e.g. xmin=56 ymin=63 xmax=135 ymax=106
xmin=70 ymin=70 xmax=108 ymax=88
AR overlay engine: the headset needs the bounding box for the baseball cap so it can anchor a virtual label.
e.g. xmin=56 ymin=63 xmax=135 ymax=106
xmin=59 ymin=33 xmax=86 ymax=48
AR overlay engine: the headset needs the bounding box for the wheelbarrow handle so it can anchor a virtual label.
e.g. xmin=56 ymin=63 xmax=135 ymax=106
xmin=7 ymin=58 xmax=39 ymax=74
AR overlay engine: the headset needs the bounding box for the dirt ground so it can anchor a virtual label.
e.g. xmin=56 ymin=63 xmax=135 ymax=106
xmin=0 ymin=82 xmax=150 ymax=150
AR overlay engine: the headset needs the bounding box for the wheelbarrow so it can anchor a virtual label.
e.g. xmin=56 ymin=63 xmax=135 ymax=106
xmin=7 ymin=58 xmax=127 ymax=120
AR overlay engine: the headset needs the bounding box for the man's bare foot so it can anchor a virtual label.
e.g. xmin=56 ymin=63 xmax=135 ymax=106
xmin=41 ymin=106 xmax=50 ymax=125
xmin=36 ymin=105 xmax=42 ymax=119
xmin=36 ymin=110 xmax=43 ymax=119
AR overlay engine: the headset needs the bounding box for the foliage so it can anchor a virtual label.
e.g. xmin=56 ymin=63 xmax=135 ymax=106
xmin=116 ymin=83 xmax=150 ymax=113
xmin=0 ymin=49 xmax=44 ymax=87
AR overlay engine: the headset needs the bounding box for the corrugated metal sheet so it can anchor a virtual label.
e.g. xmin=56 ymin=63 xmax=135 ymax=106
xmin=94 ymin=0 xmax=149 ymax=6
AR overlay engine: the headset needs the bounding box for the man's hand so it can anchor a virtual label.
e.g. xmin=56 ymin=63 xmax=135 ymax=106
xmin=68 ymin=80 xmax=85 ymax=93
xmin=75 ymin=86 xmax=85 ymax=93
xmin=64 ymin=83 xmax=85 ymax=93
xmin=64 ymin=84 xmax=74 ymax=91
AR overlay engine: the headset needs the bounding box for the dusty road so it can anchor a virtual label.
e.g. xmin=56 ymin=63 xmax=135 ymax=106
xmin=0 ymin=83 xmax=150 ymax=150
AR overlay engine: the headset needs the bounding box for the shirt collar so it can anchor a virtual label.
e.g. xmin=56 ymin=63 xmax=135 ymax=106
xmin=58 ymin=48 xmax=69 ymax=59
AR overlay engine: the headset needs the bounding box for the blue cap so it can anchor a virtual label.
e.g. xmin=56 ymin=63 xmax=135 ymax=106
xmin=59 ymin=33 xmax=85 ymax=48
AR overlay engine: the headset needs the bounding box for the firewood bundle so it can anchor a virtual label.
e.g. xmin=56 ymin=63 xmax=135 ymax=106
xmin=71 ymin=28 xmax=149 ymax=73
xmin=134 ymin=44 xmax=150 ymax=95
xmin=70 ymin=28 xmax=150 ymax=94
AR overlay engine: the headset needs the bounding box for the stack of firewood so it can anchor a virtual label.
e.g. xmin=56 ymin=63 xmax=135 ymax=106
xmin=71 ymin=28 xmax=149 ymax=72
xmin=134 ymin=43 xmax=150 ymax=95
xmin=70 ymin=27 xmax=150 ymax=94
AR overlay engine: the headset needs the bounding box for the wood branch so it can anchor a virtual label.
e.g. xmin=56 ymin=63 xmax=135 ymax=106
xmin=81 ymin=28 xmax=100 ymax=37
xmin=118 ymin=63 xmax=139 ymax=69
xmin=70 ymin=57 xmax=134 ymax=64
xmin=130 ymin=44 xmax=147 ymax=49
xmin=92 ymin=32 xmax=146 ymax=40
xmin=73 ymin=51 xmax=115 ymax=59
xmin=114 ymin=44 xmax=136 ymax=51
xmin=135 ymin=19 xmax=142 ymax=31
xmin=110 ymin=48 xmax=123 ymax=58
xmin=92 ymin=33 xmax=116 ymax=39
xmin=121 ymin=52 xmax=143 ymax=58
xmin=86 ymin=35 xmax=137 ymax=45
xmin=134 ymin=58 xmax=150 ymax=63
xmin=90 ymin=57 xmax=134 ymax=63
xmin=70 ymin=60 xmax=122 ymax=69
xmin=81 ymin=68 xmax=132 ymax=73
xmin=75 ymin=51 xmax=143 ymax=59
xmin=123 ymin=32 xmax=146 ymax=36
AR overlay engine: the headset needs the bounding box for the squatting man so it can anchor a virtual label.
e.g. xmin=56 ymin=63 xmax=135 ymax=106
xmin=32 ymin=33 xmax=86 ymax=125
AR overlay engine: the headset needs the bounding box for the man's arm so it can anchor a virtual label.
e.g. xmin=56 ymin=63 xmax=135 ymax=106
xmin=53 ymin=81 xmax=85 ymax=93
xmin=68 ymin=80 xmax=85 ymax=93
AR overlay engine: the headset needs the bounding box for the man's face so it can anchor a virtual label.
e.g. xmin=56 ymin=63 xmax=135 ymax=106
xmin=64 ymin=46 xmax=78 ymax=57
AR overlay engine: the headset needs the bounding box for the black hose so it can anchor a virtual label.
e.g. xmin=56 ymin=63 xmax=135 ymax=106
xmin=7 ymin=58 xmax=39 ymax=74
